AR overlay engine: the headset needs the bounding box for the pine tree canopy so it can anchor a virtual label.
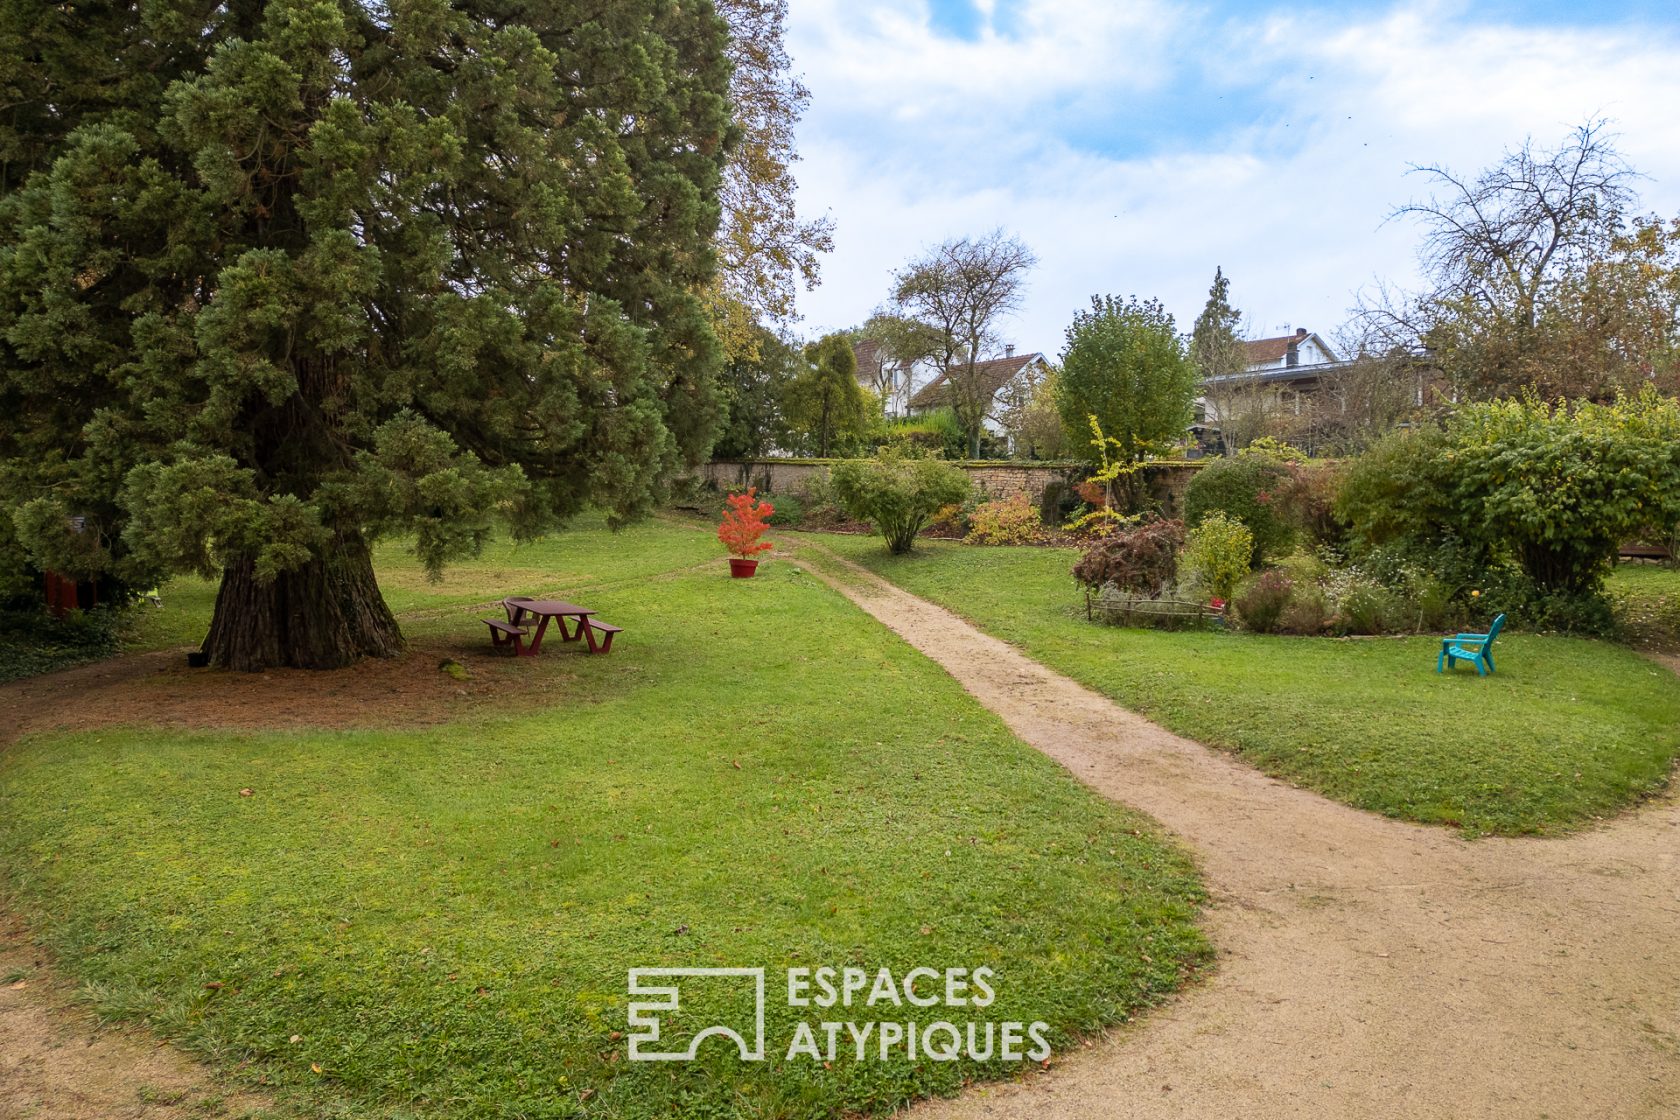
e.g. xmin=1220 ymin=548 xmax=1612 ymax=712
xmin=0 ymin=0 xmax=732 ymax=668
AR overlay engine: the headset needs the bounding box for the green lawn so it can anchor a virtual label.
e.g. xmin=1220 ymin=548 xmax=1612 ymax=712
xmin=1 ymin=516 xmax=1207 ymax=1120
xmin=1608 ymin=563 xmax=1680 ymax=650
xmin=807 ymin=533 xmax=1680 ymax=837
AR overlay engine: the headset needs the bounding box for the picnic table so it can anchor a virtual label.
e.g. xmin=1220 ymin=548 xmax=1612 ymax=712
xmin=484 ymin=597 xmax=621 ymax=656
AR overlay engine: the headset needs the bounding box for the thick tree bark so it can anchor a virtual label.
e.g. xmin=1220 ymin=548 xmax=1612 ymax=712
xmin=203 ymin=530 xmax=403 ymax=671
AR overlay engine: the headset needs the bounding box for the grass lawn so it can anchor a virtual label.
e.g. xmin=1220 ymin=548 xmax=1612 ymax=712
xmin=0 ymin=515 xmax=1208 ymax=1120
xmin=1607 ymin=563 xmax=1680 ymax=650
xmin=807 ymin=533 xmax=1680 ymax=837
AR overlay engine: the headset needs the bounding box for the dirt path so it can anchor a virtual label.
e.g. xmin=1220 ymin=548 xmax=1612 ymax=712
xmin=0 ymin=913 xmax=271 ymax=1120
xmin=794 ymin=546 xmax=1680 ymax=1120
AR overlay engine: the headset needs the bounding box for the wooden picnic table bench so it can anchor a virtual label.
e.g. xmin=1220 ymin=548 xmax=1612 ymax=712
xmin=1616 ymin=542 xmax=1674 ymax=564
xmin=484 ymin=597 xmax=621 ymax=656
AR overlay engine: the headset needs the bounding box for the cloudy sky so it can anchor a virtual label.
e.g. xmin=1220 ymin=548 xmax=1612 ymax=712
xmin=783 ymin=0 xmax=1680 ymax=356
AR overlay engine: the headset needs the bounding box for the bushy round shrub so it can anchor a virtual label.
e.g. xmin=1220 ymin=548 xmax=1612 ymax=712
xmin=965 ymin=494 xmax=1045 ymax=545
xmin=765 ymin=494 xmax=805 ymax=526
xmin=1183 ymin=456 xmax=1295 ymax=566
xmin=1072 ymin=519 xmax=1184 ymax=597
xmin=831 ymin=450 xmax=974 ymax=554
xmin=1181 ymin=512 xmax=1252 ymax=602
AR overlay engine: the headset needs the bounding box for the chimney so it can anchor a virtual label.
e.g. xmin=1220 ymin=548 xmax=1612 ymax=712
xmin=1004 ymin=344 xmax=1016 ymax=358
xmin=1295 ymin=327 xmax=1307 ymax=339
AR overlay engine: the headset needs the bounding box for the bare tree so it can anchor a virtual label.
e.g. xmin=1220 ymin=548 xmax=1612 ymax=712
xmin=884 ymin=230 xmax=1037 ymax=455
xmin=1360 ymin=120 xmax=1654 ymax=399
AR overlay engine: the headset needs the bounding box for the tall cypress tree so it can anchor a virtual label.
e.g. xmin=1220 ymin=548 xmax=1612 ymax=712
xmin=0 ymin=0 xmax=731 ymax=669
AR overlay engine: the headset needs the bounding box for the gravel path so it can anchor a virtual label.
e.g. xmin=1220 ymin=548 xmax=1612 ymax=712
xmin=794 ymin=545 xmax=1680 ymax=1120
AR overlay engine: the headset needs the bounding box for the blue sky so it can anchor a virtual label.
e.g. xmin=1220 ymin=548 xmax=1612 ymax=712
xmin=785 ymin=0 xmax=1680 ymax=353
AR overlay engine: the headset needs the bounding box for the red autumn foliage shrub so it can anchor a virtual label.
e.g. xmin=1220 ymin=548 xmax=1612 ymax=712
xmin=718 ymin=487 xmax=775 ymax=558
xmin=1071 ymin=518 xmax=1184 ymax=596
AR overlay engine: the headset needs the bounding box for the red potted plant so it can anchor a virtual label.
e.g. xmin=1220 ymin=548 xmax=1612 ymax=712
xmin=718 ymin=487 xmax=775 ymax=577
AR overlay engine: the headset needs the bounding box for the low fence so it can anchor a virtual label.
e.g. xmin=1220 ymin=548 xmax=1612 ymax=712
xmin=694 ymin=458 xmax=1206 ymax=518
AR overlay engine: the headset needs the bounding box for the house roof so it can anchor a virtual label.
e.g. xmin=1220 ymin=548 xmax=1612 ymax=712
xmin=1204 ymin=359 xmax=1354 ymax=389
xmin=909 ymin=353 xmax=1041 ymax=410
xmin=852 ymin=338 xmax=887 ymax=375
xmin=1242 ymin=330 xmax=1339 ymax=366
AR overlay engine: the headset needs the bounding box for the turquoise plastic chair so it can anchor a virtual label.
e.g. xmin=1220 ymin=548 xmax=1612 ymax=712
xmin=1438 ymin=613 xmax=1505 ymax=676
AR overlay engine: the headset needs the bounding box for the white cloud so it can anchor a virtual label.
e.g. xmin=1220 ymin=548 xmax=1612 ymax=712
xmin=785 ymin=0 xmax=1680 ymax=354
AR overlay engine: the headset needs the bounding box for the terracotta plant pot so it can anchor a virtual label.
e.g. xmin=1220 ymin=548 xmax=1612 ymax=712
xmin=729 ymin=557 xmax=759 ymax=578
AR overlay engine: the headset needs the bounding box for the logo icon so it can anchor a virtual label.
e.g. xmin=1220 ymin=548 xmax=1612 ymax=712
xmin=626 ymin=967 xmax=767 ymax=1062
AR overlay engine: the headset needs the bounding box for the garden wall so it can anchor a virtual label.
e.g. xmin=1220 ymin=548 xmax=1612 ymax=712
xmin=696 ymin=459 xmax=1206 ymax=517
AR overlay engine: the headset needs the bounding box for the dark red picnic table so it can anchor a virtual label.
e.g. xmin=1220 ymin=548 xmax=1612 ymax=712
xmin=487 ymin=597 xmax=621 ymax=655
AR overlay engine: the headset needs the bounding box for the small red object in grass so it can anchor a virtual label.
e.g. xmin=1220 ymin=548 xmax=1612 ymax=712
xmin=718 ymin=487 xmax=775 ymax=561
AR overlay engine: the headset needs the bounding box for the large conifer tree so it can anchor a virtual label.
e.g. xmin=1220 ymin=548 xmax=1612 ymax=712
xmin=0 ymin=0 xmax=731 ymax=669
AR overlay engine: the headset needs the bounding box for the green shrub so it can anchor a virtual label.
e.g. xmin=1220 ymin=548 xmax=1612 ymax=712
xmin=1183 ymin=455 xmax=1295 ymax=566
xmin=830 ymin=451 xmax=974 ymax=554
xmin=765 ymin=493 xmax=804 ymax=526
xmin=965 ymin=494 xmax=1045 ymax=545
xmin=1275 ymin=550 xmax=1328 ymax=587
xmin=1234 ymin=570 xmax=1293 ymax=633
xmin=1238 ymin=436 xmax=1308 ymax=463
xmin=0 ymin=605 xmax=123 ymax=684
xmin=1338 ymin=392 xmax=1680 ymax=601
xmin=1181 ymin=512 xmax=1252 ymax=602
xmin=1071 ymin=519 xmax=1184 ymax=597
xmin=883 ymin=408 xmax=967 ymax=460
xmin=1329 ymin=572 xmax=1395 ymax=636
xmin=1279 ymin=585 xmax=1330 ymax=635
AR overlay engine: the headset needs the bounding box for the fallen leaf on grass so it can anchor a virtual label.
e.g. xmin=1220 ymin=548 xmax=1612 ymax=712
xmin=238 ymin=788 xmax=253 ymax=797
xmin=8 ymin=980 xmax=26 ymax=990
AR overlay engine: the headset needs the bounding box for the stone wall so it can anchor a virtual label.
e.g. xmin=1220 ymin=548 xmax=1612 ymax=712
xmin=696 ymin=459 xmax=1206 ymax=518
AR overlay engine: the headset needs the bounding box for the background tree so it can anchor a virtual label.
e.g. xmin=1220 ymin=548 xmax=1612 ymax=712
xmin=1358 ymin=121 xmax=1677 ymax=400
xmin=706 ymin=0 xmax=834 ymax=360
xmin=784 ymin=333 xmax=867 ymax=457
xmin=1057 ymin=296 xmax=1198 ymax=465
xmin=883 ymin=230 xmax=1036 ymax=456
xmin=1190 ymin=267 xmax=1262 ymax=455
xmin=995 ymin=361 xmax=1067 ymax=459
xmin=0 ymin=0 xmax=731 ymax=670
xmin=713 ymin=327 xmax=799 ymax=459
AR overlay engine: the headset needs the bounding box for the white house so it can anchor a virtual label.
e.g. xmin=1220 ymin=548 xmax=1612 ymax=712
xmin=1199 ymin=327 xmax=1350 ymax=424
xmin=851 ymin=341 xmax=1049 ymax=429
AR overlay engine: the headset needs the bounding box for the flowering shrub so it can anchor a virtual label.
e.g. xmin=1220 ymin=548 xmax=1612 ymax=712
xmin=1181 ymin=512 xmax=1253 ymax=602
xmin=718 ymin=487 xmax=775 ymax=559
xmin=1072 ymin=518 xmax=1183 ymax=596
xmin=966 ymin=494 xmax=1044 ymax=545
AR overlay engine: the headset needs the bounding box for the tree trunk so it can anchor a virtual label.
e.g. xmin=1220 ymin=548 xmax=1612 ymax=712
xmin=202 ymin=530 xmax=403 ymax=671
